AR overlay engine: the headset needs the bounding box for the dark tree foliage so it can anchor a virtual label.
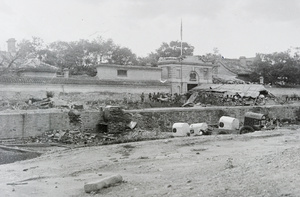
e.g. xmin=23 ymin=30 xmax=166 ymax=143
xmin=156 ymin=41 xmax=194 ymax=57
xmin=249 ymin=51 xmax=300 ymax=85
xmin=136 ymin=41 xmax=195 ymax=67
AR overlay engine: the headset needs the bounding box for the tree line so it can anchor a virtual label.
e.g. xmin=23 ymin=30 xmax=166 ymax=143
xmin=0 ymin=37 xmax=194 ymax=76
xmin=2 ymin=36 xmax=300 ymax=86
xmin=249 ymin=49 xmax=300 ymax=85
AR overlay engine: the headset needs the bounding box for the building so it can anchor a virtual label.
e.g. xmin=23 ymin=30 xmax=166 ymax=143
xmin=214 ymin=56 xmax=255 ymax=83
xmin=157 ymin=56 xmax=217 ymax=94
xmin=96 ymin=64 xmax=162 ymax=81
xmin=16 ymin=58 xmax=58 ymax=78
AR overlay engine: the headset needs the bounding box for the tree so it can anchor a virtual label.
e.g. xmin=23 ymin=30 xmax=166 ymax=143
xmin=136 ymin=41 xmax=195 ymax=67
xmin=137 ymin=52 xmax=160 ymax=67
xmin=250 ymin=51 xmax=300 ymax=84
xmin=156 ymin=41 xmax=194 ymax=58
xmin=0 ymin=37 xmax=44 ymax=75
xmin=109 ymin=46 xmax=137 ymax=65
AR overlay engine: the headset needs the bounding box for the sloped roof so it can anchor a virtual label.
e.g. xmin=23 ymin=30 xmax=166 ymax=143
xmin=218 ymin=58 xmax=253 ymax=75
xmin=17 ymin=58 xmax=58 ymax=73
xmin=158 ymin=56 xmax=214 ymax=66
xmin=192 ymin=84 xmax=268 ymax=98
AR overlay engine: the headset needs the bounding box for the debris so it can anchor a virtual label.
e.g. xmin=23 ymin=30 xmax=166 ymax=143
xmin=138 ymin=156 xmax=149 ymax=159
xmin=0 ymin=145 xmax=42 ymax=155
xmin=84 ymin=174 xmax=123 ymax=193
xmin=7 ymin=182 xmax=28 ymax=186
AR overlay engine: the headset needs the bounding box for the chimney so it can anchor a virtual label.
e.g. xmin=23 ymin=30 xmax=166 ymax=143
xmin=239 ymin=56 xmax=246 ymax=67
xmin=63 ymin=68 xmax=69 ymax=78
xmin=7 ymin=38 xmax=16 ymax=53
xmin=259 ymin=76 xmax=264 ymax=84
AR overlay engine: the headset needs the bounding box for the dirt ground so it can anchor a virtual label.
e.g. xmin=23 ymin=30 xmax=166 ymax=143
xmin=1 ymin=128 xmax=300 ymax=197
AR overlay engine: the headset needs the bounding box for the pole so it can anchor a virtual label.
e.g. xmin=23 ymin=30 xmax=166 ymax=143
xmin=180 ymin=18 xmax=183 ymax=56
xmin=180 ymin=19 xmax=183 ymax=93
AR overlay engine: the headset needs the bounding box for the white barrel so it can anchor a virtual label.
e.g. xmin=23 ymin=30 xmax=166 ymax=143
xmin=172 ymin=123 xmax=190 ymax=137
xmin=218 ymin=116 xmax=239 ymax=130
xmin=190 ymin=123 xmax=208 ymax=136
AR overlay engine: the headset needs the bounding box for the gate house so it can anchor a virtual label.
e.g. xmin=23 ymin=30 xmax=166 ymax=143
xmin=158 ymin=56 xmax=217 ymax=94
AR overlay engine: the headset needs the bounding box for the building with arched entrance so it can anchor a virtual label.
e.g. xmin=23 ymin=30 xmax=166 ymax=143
xmin=158 ymin=56 xmax=217 ymax=94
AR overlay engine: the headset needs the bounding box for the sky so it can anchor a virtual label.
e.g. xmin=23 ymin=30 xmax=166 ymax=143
xmin=0 ymin=0 xmax=300 ymax=58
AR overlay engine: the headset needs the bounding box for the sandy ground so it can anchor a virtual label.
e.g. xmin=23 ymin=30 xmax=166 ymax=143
xmin=1 ymin=128 xmax=300 ymax=197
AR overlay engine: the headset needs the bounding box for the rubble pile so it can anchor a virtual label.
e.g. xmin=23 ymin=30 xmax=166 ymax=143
xmin=28 ymin=98 xmax=54 ymax=109
xmin=30 ymin=129 xmax=102 ymax=145
xmin=18 ymin=128 xmax=171 ymax=146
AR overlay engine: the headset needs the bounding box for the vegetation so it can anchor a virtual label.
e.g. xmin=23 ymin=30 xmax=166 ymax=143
xmin=0 ymin=37 xmax=196 ymax=76
xmin=2 ymin=35 xmax=300 ymax=85
xmin=249 ymin=50 xmax=300 ymax=85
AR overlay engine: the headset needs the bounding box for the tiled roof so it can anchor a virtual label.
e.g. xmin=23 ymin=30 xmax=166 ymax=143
xmin=158 ymin=56 xmax=214 ymax=66
xmin=0 ymin=76 xmax=169 ymax=86
xmin=219 ymin=58 xmax=253 ymax=75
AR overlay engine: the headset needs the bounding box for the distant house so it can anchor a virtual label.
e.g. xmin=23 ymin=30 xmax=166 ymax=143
xmin=16 ymin=58 xmax=59 ymax=78
xmin=157 ymin=56 xmax=217 ymax=94
xmin=214 ymin=56 xmax=255 ymax=84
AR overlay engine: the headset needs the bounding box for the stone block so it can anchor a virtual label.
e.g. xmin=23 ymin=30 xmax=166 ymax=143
xmin=84 ymin=174 xmax=123 ymax=193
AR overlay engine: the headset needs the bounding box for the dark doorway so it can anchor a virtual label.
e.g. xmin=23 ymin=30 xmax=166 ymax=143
xmin=187 ymin=84 xmax=198 ymax=91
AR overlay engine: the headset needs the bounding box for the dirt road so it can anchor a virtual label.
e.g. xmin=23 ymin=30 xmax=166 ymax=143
xmin=1 ymin=128 xmax=300 ymax=197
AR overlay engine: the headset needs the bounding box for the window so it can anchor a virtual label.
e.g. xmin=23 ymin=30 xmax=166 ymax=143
xmin=117 ymin=70 xmax=127 ymax=77
xmin=176 ymin=68 xmax=181 ymax=79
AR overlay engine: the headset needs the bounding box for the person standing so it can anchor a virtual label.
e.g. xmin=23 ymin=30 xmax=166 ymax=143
xmin=140 ymin=92 xmax=145 ymax=103
xmin=148 ymin=93 xmax=152 ymax=102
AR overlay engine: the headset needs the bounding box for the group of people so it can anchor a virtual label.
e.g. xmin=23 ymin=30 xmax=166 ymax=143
xmin=140 ymin=92 xmax=183 ymax=103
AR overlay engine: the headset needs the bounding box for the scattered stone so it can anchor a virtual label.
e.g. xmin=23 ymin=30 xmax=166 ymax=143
xmin=138 ymin=156 xmax=149 ymax=159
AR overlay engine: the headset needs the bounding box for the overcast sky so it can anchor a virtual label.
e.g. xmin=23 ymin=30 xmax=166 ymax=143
xmin=0 ymin=0 xmax=300 ymax=58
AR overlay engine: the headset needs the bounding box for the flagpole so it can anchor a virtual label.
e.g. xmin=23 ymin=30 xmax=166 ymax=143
xmin=180 ymin=18 xmax=183 ymax=56
xmin=180 ymin=19 xmax=183 ymax=93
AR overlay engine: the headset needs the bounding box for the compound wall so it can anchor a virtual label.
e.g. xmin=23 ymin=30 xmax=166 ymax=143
xmin=0 ymin=104 xmax=299 ymax=138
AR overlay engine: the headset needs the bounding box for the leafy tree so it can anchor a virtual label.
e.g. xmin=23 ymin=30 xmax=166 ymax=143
xmin=137 ymin=41 xmax=195 ymax=67
xmin=250 ymin=51 xmax=300 ymax=84
xmin=109 ymin=46 xmax=137 ymax=65
xmin=137 ymin=52 xmax=159 ymax=67
xmin=156 ymin=41 xmax=194 ymax=58
xmin=0 ymin=37 xmax=44 ymax=75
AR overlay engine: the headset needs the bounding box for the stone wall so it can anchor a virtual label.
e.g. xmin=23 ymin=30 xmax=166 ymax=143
xmin=127 ymin=104 xmax=300 ymax=132
xmin=0 ymin=109 xmax=103 ymax=138
xmin=0 ymin=104 xmax=299 ymax=138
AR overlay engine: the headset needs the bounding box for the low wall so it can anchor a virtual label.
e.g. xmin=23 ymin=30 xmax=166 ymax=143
xmin=128 ymin=104 xmax=300 ymax=132
xmin=0 ymin=109 xmax=103 ymax=139
xmin=0 ymin=104 xmax=299 ymax=138
xmin=0 ymin=83 xmax=170 ymax=102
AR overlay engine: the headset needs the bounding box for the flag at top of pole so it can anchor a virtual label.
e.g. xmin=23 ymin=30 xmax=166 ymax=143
xmin=180 ymin=18 xmax=183 ymax=56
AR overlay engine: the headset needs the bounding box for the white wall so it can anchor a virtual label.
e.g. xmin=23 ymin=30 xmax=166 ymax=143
xmin=96 ymin=65 xmax=162 ymax=81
